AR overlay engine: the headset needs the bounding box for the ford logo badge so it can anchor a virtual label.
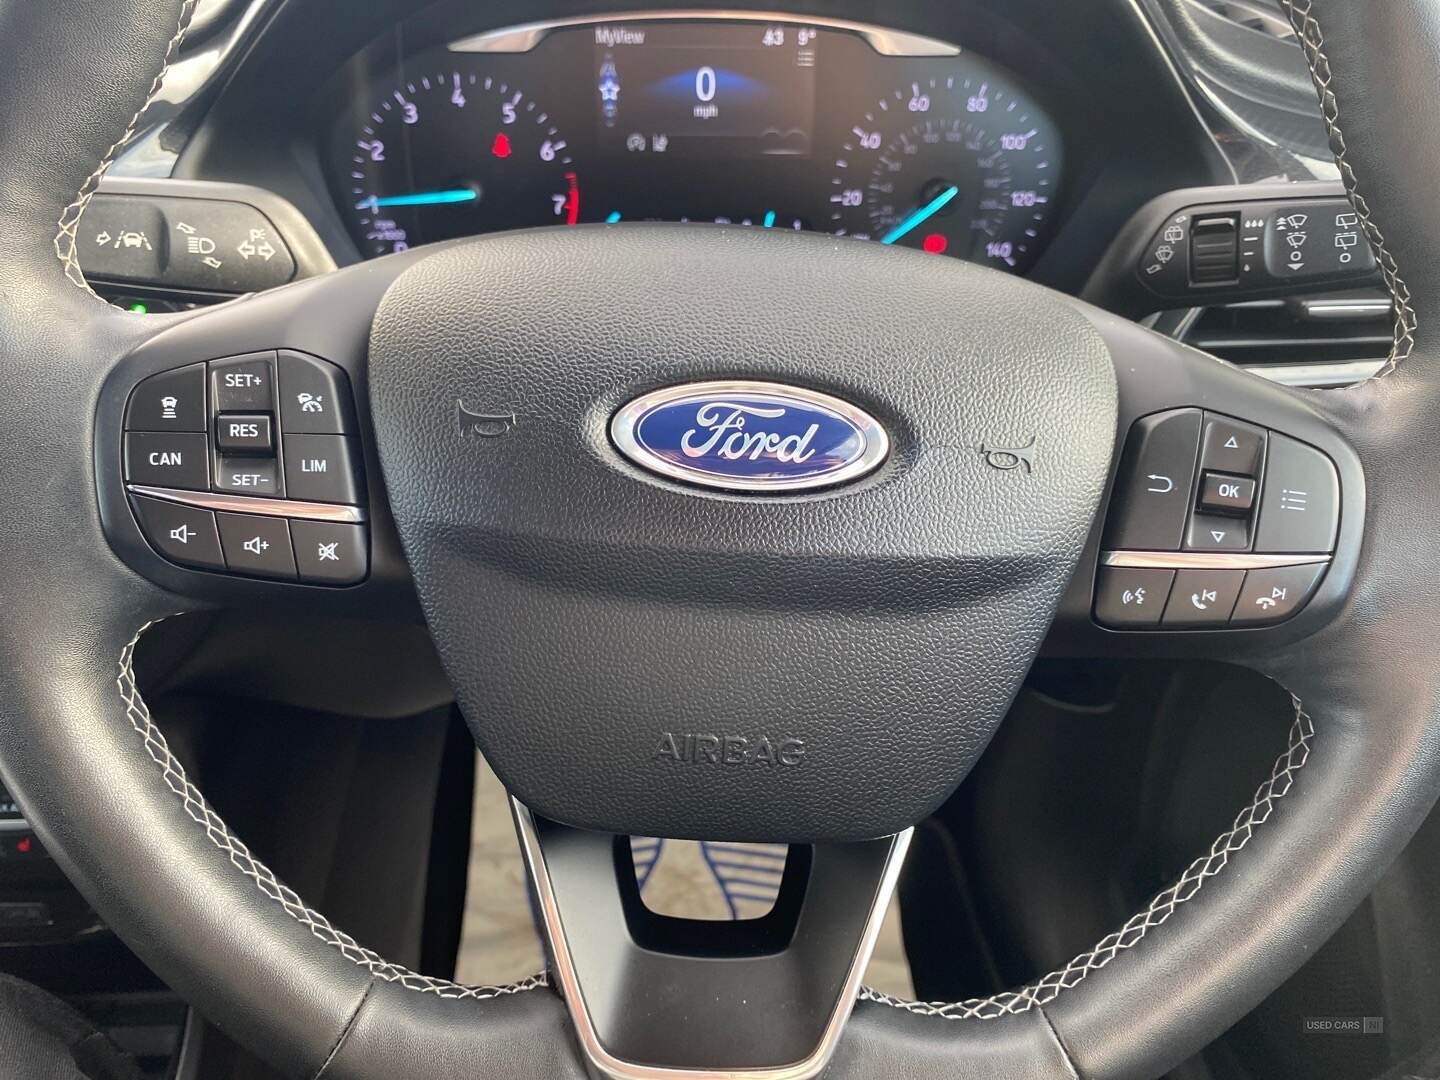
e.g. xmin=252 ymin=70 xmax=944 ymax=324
xmin=610 ymin=380 xmax=889 ymax=492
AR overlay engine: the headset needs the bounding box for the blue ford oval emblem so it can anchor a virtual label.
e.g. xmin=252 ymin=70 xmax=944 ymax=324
xmin=610 ymin=380 xmax=889 ymax=492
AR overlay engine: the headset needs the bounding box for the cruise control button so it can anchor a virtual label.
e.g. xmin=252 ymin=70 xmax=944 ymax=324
xmin=1185 ymin=513 xmax=1250 ymax=551
xmin=210 ymin=353 xmax=275 ymax=412
xmin=1104 ymin=409 xmax=1201 ymax=551
xmin=214 ymin=456 xmax=282 ymax=497
xmin=282 ymin=434 xmax=363 ymax=504
xmin=1161 ymin=569 xmax=1245 ymax=628
xmin=1231 ymin=564 xmax=1327 ymax=627
xmin=125 ymin=363 xmax=205 ymax=432
xmin=125 ymin=432 xmax=209 ymax=490
xmin=1200 ymin=415 xmax=1265 ymax=476
xmin=216 ymin=513 xmax=296 ymax=579
xmin=1197 ymin=472 xmax=1255 ymax=515
xmin=1093 ymin=567 xmax=1174 ymax=628
xmin=1254 ymin=435 xmax=1340 ymax=553
xmin=278 ymin=351 xmax=355 ymax=434
xmin=215 ymin=413 xmax=274 ymax=455
xmin=291 ymin=520 xmax=368 ymax=585
xmin=130 ymin=496 xmax=225 ymax=570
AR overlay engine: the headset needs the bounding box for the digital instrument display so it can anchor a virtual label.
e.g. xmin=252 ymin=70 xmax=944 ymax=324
xmin=329 ymin=16 xmax=1064 ymax=272
xmin=593 ymin=22 xmax=818 ymax=158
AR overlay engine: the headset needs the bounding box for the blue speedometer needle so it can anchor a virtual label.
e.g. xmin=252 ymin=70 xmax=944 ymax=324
xmin=880 ymin=184 xmax=960 ymax=245
xmin=355 ymin=188 xmax=478 ymax=211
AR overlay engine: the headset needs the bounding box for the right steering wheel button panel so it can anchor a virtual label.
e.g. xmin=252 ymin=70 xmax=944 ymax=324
xmin=1096 ymin=408 xmax=1339 ymax=630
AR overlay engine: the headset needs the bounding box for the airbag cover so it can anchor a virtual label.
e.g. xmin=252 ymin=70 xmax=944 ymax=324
xmin=367 ymin=226 xmax=1116 ymax=841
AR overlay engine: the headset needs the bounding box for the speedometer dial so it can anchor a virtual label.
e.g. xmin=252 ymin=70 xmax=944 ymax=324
xmin=827 ymin=73 xmax=1061 ymax=272
xmin=348 ymin=72 xmax=579 ymax=256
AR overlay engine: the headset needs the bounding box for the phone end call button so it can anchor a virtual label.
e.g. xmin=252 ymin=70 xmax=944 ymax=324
xmin=1162 ymin=569 xmax=1245 ymax=628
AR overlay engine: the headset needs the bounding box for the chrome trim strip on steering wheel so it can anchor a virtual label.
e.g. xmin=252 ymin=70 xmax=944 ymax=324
xmin=126 ymin=484 xmax=366 ymax=523
xmin=512 ymin=801 xmax=914 ymax=1080
xmin=1101 ymin=551 xmax=1331 ymax=570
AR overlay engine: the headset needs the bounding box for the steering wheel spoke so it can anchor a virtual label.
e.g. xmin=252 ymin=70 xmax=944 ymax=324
xmin=515 ymin=805 xmax=910 ymax=1078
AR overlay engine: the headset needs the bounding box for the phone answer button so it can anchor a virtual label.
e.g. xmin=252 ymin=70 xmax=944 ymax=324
xmin=1161 ymin=569 xmax=1245 ymax=628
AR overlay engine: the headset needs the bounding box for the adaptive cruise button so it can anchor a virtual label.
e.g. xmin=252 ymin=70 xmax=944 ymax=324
xmin=125 ymin=432 xmax=209 ymax=490
xmin=1104 ymin=409 xmax=1202 ymax=551
xmin=278 ymin=351 xmax=355 ymax=435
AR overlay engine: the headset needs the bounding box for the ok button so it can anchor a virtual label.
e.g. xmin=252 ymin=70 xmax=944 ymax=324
xmin=1198 ymin=471 xmax=1256 ymax=515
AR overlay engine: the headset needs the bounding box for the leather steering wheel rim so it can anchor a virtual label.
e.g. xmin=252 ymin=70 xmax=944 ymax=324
xmin=0 ymin=0 xmax=1435 ymax=1076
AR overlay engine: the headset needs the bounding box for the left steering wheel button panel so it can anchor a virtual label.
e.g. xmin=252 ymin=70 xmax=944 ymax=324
xmin=215 ymin=513 xmax=297 ymax=579
xmin=129 ymin=496 xmax=225 ymax=571
xmin=124 ymin=432 xmax=209 ymax=490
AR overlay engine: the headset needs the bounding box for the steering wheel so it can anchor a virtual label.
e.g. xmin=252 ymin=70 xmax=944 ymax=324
xmin=0 ymin=0 xmax=1431 ymax=1076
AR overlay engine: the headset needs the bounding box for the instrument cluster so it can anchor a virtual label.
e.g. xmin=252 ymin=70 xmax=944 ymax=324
xmin=327 ymin=14 xmax=1065 ymax=273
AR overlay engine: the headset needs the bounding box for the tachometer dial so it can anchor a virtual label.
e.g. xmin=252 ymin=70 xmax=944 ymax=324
xmin=827 ymin=73 xmax=1061 ymax=272
xmin=348 ymin=72 xmax=578 ymax=256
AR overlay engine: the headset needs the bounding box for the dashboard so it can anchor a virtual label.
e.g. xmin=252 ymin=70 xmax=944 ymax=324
xmin=324 ymin=15 xmax=1064 ymax=273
